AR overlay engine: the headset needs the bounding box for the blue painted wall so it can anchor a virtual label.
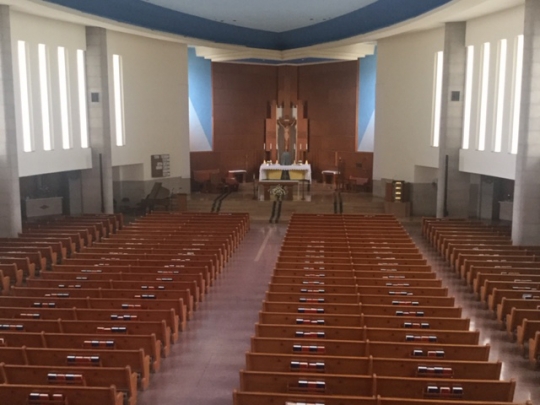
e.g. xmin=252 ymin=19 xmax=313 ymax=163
xmin=358 ymin=50 xmax=377 ymax=151
xmin=188 ymin=48 xmax=213 ymax=150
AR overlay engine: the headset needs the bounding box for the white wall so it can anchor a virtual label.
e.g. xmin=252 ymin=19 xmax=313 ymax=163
xmin=11 ymin=11 xmax=92 ymax=177
xmin=373 ymin=6 xmax=524 ymax=185
xmin=373 ymin=27 xmax=444 ymax=183
xmin=107 ymin=31 xmax=190 ymax=182
xmin=459 ymin=5 xmax=523 ymax=179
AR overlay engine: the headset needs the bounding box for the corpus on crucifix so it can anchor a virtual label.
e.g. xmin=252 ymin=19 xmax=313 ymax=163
xmin=277 ymin=115 xmax=297 ymax=152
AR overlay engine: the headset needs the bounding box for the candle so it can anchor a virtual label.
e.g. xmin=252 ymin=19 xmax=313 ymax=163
xmin=270 ymin=143 xmax=272 ymax=149
xmin=264 ymin=143 xmax=266 ymax=150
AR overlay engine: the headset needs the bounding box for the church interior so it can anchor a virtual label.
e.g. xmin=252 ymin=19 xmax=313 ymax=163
xmin=0 ymin=0 xmax=539 ymax=404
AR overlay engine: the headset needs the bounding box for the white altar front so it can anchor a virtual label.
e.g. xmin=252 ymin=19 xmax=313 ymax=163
xmin=259 ymin=163 xmax=311 ymax=183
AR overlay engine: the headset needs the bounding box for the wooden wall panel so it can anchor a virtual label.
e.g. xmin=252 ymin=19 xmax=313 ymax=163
xmin=190 ymin=60 xmax=374 ymax=189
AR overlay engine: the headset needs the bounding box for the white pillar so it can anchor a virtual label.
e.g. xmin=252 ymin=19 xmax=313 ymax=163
xmin=437 ymin=22 xmax=470 ymax=218
xmin=0 ymin=6 xmax=22 ymax=236
xmin=81 ymin=27 xmax=114 ymax=214
xmin=512 ymin=0 xmax=540 ymax=245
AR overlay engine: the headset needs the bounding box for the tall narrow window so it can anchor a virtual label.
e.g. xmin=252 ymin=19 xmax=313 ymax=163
xmin=17 ymin=41 xmax=33 ymax=152
xmin=493 ymin=39 xmax=507 ymax=153
xmin=112 ymin=54 xmax=125 ymax=147
xmin=462 ymin=45 xmax=474 ymax=149
xmin=38 ymin=44 xmax=52 ymax=151
xmin=510 ymin=35 xmax=524 ymax=155
xmin=58 ymin=47 xmax=71 ymax=149
xmin=431 ymin=51 xmax=444 ymax=148
xmin=77 ymin=50 xmax=89 ymax=148
xmin=477 ymin=42 xmax=491 ymax=151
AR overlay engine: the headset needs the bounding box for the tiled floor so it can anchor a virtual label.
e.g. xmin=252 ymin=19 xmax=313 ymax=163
xmin=136 ymin=192 xmax=540 ymax=405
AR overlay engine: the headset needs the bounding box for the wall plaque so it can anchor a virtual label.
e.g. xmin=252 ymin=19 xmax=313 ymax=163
xmin=151 ymin=154 xmax=170 ymax=178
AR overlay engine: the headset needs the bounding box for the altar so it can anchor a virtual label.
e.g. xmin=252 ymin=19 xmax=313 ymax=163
xmin=259 ymin=163 xmax=311 ymax=183
xmin=258 ymin=163 xmax=311 ymax=201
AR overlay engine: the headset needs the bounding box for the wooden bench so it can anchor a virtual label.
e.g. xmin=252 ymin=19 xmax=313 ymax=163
xmin=239 ymin=371 xmax=515 ymax=401
xmin=250 ymin=336 xmax=491 ymax=360
xmin=0 ymin=295 xmax=186 ymax=332
xmin=26 ymin=278 xmax=201 ymax=305
xmin=244 ymin=352 xmax=502 ymax=379
xmin=461 ymin=258 xmax=540 ymax=280
xmin=233 ymin=391 xmax=531 ymax=405
xmin=254 ymin=323 xmax=480 ymax=344
xmin=496 ymin=297 xmax=540 ymax=323
xmin=8 ymin=236 xmax=72 ymax=257
xmin=0 ymin=317 xmax=168 ymax=359
xmin=51 ymin=263 xmax=212 ymax=289
xmin=0 ymin=267 xmax=14 ymax=291
xmin=0 ymin=346 xmax=151 ymax=389
xmin=529 ymin=331 xmax=540 ymax=367
xmin=488 ymin=288 xmax=540 ymax=311
xmin=0 ymin=240 xmax=64 ymax=263
xmin=467 ymin=262 xmax=540 ymax=286
xmin=258 ymin=311 xmax=470 ymax=330
xmin=445 ymin=241 xmax=513 ymax=261
xmin=516 ymin=319 xmax=540 ymax=349
xmin=506 ymin=308 xmax=540 ymax=336
xmin=12 ymin=286 xmax=194 ymax=320
xmin=40 ymin=270 xmax=207 ymax=297
xmin=0 ymin=246 xmax=53 ymax=267
xmin=0 ymin=256 xmax=35 ymax=278
xmin=0 ymin=363 xmax=137 ymax=405
xmin=0 ymin=330 xmax=161 ymax=372
xmin=473 ymin=271 xmax=540 ymax=294
xmin=480 ymin=280 xmax=540 ymax=303
xmin=0 ymin=304 xmax=179 ymax=339
xmin=0 ymin=384 xmax=123 ymax=405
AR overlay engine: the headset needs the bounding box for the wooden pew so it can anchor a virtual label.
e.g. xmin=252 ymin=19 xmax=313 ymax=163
xmin=0 ymin=235 xmax=71 ymax=261
xmin=62 ymin=257 xmax=217 ymax=282
xmin=0 ymin=267 xmax=13 ymax=291
xmin=254 ymin=323 xmax=480 ymax=344
xmin=451 ymin=247 xmax=528 ymax=268
xmin=239 ymin=371 xmax=515 ymax=401
xmin=516 ymin=319 xmax=540 ymax=349
xmin=506 ymin=308 xmax=540 ymax=336
xmin=498 ymin=297 xmax=540 ymax=323
xmin=0 ymin=330 xmax=161 ymax=373
xmin=11 ymin=286 xmax=194 ymax=320
xmin=0 ymin=256 xmax=35 ymax=278
xmin=258 ymin=311 xmax=470 ymax=330
xmin=461 ymin=258 xmax=540 ymax=280
xmin=21 ymin=230 xmax=86 ymax=251
xmin=0 ymin=363 xmax=137 ymax=405
xmin=480 ymin=280 xmax=540 ymax=303
xmin=529 ymin=331 xmax=540 ymax=367
xmin=360 ymin=303 xmax=462 ymax=318
xmin=488 ymin=288 xmax=540 ymax=311
xmin=0 ymin=305 xmax=179 ymax=339
xmin=25 ymin=278 xmax=201 ymax=305
xmin=51 ymin=263 xmax=212 ymax=289
xmin=251 ymin=337 xmax=491 ymax=361
xmin=459 ymin=254 xmax=535 ymax=277
xmin=445 ymin=241 xmax=513 ymax=261
xmin=24 ymin=225 xmax=95 ymax=246
xmin=0 ymin=240 xmax=64 ymax=263
xmin=244 ymin=352 xmax=502 ymax=379
xmin=233 ymin=391 xmax=531 ymax=405
xmin=39 ymin=270 xmax=207 ymax=296
xmin=0 ymin=317 xmax=169 ymax=359
xmin=0 ymin=346 xmax=151 ymax=389
xmin=0 ymin=246 xmax=54 ymax=267
xmin=473 ymin=271 xmax=540 ymax=294
xmin=0 ymin=384 xmax=123 ymax=405
xmin=0 ymin=295 xmax=186 ymax=333
xmin=467 ymin=262 xmax=540 ymax=286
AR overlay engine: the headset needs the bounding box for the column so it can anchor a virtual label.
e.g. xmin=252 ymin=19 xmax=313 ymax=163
xmin=436 ymin=22 xmax=470 ymax=218
xmin=512 ymin=0 xmax=540 ymax=245
xmin=81 ymin=27 xmax=114 ymax=214
xmin=0 ymin=6 xmax=22 ymax=236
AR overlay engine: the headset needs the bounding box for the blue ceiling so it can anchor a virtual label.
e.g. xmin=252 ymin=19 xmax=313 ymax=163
xmin=44 ymin=0 xmax=453 ymax=50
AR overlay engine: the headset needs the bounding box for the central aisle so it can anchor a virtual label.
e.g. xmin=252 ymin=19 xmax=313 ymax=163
xmin=137 ymin=221 xmax=287 ymax=405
